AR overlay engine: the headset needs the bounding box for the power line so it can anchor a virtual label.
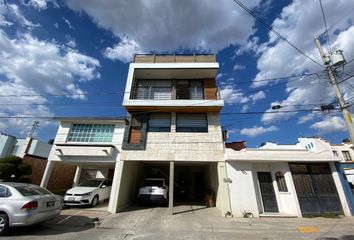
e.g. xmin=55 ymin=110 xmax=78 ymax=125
xmin=0 ymin=108 xmax=322 ymax=119
xmin=326 ymin=7 xmax=354 ymax=33
xmin=0 ymin=72 xmax=323 ymax=98
xmin=230 ymin=0 xmax=324 ymax=68
xmin=318 ymin=0 xmax=331 ymax=52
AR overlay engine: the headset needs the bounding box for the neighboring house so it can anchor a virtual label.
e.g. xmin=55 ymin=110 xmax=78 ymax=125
xmin=254 ymin=137 xmax=353 ymax=216
xmin=109 ymin=54 xmax=229 ymax=215
xmin=0 ymin=133 xmax=51 ymax=159
xmin=0 ymin=133 xmax=75 ymax=189
xmin=261 ymin=137 xmax=354 ymax=184
xmin=40 ymin=117 xmax=126 ymax=206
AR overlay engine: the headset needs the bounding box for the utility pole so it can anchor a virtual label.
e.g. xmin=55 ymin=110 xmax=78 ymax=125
xmin=315 ymin=37 xmax=354 ymax=143
xmin=28 ymin=121 xmax=39 ymax=138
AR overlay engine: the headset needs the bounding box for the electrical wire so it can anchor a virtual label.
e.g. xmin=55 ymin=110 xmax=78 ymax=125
xmin=0 ymin=108 xmax=322 ymax=119
xmin=230 ymin=0 xmax=324 ymax=68
xmin=318 ymin=0 xmax=332 ymax=52
xmin=0 ymin=72 xmax=322 ymax=98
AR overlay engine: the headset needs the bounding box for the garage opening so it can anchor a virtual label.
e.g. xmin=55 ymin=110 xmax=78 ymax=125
xmin=174 ymin=163 xmax=215 ymax=206
xmin=290 ymin=163 xmax=343 ymax=216
xmin=115 ymin=161 xmax=218 ymax=214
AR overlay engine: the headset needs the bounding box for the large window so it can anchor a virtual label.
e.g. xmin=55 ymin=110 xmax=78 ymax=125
xmin=134 ymin=80 xmax=172 ymax=100
xmin=176 ymin=113 xmax=208 ymax=132
xmin=342 ymin=151 xmax=352 ymax=161
xmin=148 ymin=113 xmax=171 ymax=132
xmin=67 ymin=124 xmax=115 ymax=143
xmin=176 ymin=80 xmax=203 ymax=100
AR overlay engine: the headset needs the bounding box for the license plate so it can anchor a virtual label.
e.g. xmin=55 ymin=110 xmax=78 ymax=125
xmin=68 ymin=197 xmax=75 ymax=201
xmin=47 ymin=201 xmax=55 ymax=207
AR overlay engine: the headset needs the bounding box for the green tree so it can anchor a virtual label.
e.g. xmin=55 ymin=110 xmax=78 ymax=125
xmin=0 ymin=156 xmax=32 ymax=180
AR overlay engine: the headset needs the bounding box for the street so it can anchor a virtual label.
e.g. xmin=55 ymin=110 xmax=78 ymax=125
xmin=2 ymin=205 xmax=354 ymax=240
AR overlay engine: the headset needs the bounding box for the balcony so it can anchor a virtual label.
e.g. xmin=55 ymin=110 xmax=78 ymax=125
xmin=132 ymin=86 xmax=220 ymax=100
xmin=124 ymin=81 xmax=223 ymax=112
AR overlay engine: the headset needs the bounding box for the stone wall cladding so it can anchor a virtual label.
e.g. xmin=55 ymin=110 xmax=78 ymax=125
xmin=121 ymin=113 xmax=225 ymax=162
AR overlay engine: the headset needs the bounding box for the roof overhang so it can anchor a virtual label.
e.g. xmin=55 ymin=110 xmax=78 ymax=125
xmin=225 ymin=148 xmax=341 ymax=162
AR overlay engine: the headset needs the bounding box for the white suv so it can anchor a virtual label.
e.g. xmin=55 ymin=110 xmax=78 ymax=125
xmin=138 ymin=178 xmax=168 ymax=204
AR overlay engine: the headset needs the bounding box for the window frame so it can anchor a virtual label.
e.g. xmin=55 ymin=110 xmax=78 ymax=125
xmin=148 ymin=113 xmax=171 ymax=132
xmin=275 ymin=171 xmax=288 ymax=192
xmin=176 ymin=113 xmax=208 ymax=133
xmin=66 ymin=123 xmax=115 ymax=143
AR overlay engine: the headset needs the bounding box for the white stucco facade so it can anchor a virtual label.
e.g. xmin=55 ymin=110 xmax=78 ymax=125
xmin=225 ymin=148 xmax=352 ymax=217
xmin=40 ymin=118 xmax=126 ymax=213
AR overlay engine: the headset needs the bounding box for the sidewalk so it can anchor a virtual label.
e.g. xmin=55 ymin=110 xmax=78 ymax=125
xmin=94 ymin=205 xmax=354 ymax=240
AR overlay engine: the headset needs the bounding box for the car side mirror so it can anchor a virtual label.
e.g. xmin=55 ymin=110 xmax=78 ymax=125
xmin=101 ymin=185 xmax=107 ymax=188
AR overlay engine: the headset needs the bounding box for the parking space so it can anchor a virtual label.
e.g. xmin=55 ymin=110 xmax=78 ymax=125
xmin=114 ymin=161 xmax=218 ymax=214
xmin=48 ymin=203 xmax=111 ymax=227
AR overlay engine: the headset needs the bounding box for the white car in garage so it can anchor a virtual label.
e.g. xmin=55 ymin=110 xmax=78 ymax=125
xmin=64 ymin=179 xmax=112 ymax=207
xmin=138 ymin=178 xmax=168 ymax=205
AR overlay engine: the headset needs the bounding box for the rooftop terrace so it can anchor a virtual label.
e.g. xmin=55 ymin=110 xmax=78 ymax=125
xmin=133 ymin=54 xmax=216 ymax=63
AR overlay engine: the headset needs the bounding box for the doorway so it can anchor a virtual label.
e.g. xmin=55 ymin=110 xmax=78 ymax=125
xmin=257 ymin=172 xmax=279 ymax=213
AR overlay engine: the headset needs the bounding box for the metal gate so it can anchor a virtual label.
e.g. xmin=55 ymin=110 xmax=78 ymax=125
xmin=289 ymin=163 xmax=342 ymax=215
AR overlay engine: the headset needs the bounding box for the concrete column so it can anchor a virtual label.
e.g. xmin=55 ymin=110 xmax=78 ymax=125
xmin=40 ymin=160 xmax=54 ymax=188
xmin=72 ymin=165 xmax=83 ymax=187
xmin=169 ymin=161 xmax=174 ymax=215
xmin=329 ymin=162 xmax=352 ymax=216
xmin=108 ymin=160 xmax=125 ymax=213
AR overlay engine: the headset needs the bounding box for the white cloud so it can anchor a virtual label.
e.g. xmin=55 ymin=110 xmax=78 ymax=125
xmin=310 ymin=116 xmax=346 ymax=134
xmin=0 ymin=29 xmax=101 ymax=133
xmin=25 ymin=0 xmax=59 ymax=10
xmin=63 ymin=17 xmax=74 ymax=30
xmin=65 ymin=0 xmax=261 ymax=55
xmin=103 ymin=37 xmax=144 ymax=63
xmin=53 ymin=22 xmax=58 ymax=28
xmin=220 ymin=85 xmax=249 ymax=105
xmin=234 ymin=36 xmax=259 ymax=56
xmin=298 ymin=112 xmax=317 ymax=124
xmin=254 ymin=0 xmax=354 ymax=124
xmin=66 ymin=39 xmax=76 ymax=48
xmin=0 ymin=1 xmax=37 ymax=27
xmin=240 ymin=125 xmax=279 ymax=137
xmin=241 ymin=105 xmax=249 ymax=113
xmin=249 ymin=91 xmax=265 ymax=103
xmin=0 ymin=82 xmax=52 ymax=135
xmin=216 ymin=73 xmax=223 ymax=80
xmin=233 ymin=63 xmax=246 ymax=71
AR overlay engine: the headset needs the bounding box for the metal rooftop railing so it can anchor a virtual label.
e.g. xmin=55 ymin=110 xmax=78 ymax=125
xmin=133 ymin=54 xmax=216 ymax=63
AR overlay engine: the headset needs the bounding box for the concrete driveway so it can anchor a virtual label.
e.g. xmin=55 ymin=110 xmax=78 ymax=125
xmin=2 ymin=204 xmax=354 ymax=239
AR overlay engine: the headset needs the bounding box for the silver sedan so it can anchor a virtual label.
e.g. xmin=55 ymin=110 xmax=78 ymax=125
xmin=0 ymin=182 xmax=62 ymax=235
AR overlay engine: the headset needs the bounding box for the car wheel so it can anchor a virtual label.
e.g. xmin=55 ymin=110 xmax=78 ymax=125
xmin=91 ymin=195 xmax=99 ymax=207
xmin=0 ymin=213 xmax=9 ymax=236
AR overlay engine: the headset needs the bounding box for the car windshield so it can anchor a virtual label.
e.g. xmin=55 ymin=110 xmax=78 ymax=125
xmin=15 ymin=185 xmax=52 ymax=196
xmin=78 ymin=179 xmax=102 ymax=187
xmin=142 ymin=180 xmax=164 ymax=187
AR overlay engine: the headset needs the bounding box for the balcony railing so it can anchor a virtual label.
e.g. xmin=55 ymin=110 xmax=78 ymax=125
xmin=133 ymin=54 xmax=216 ymax=63
xmin=132 ymin=86 xmax=220 ymax=100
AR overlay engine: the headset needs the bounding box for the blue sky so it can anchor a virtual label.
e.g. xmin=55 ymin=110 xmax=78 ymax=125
xmin=0 ymin=0 xmax=354 ymax=147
